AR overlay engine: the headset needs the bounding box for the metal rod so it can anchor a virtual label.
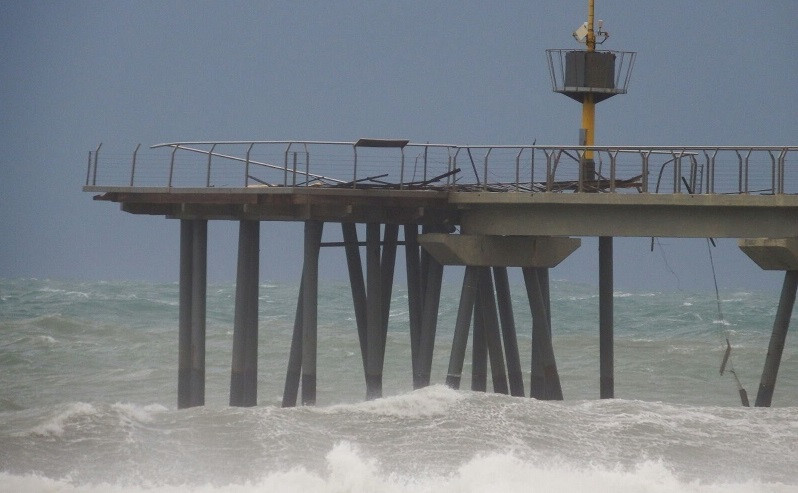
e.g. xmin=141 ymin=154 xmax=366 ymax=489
xmin=230 ymin=220 xmax=259 ymax=407
xmin=342 ymin=223 xmax=368 ymax=374
xmin=493 ymin=267 xmax=524 ymax=397
xmin=755 ymin=270 xmax=798 ymax=407
xmin=189 ymin=219 xmax=207 ymax=407
xmin=365 ymin=222 xmax=383 ymax=399
xmin=478 ymin=267 xmax=509 ymax=395
xmin=177 ymin=220 xmax=193 ymax=409
xmin=301 ymin=220 xmax=323 ymax=405
xmin=281 ymin=270 xmax=304 ymax=408
xmin=599 ymin=236 xmax=614 ymax=399
xmin=445 ymin=266 xmax=479 ymax=389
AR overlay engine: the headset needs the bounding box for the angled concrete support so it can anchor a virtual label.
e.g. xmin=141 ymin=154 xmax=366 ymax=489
xmin=404 ymin=224 xmax=423 ymax=379
xmin=415 ymin=255 xmax=444 ymax=389
xmin=493 ymin=267 xmax=524 ymax=397
xmin=445 ymin=266 xmax=479 ymax=389
xmin=471 ymin=292 xmax=487 ymax=392
xmin=342 ymin=223 xmax=368 ymax=374
xmin=478 ymin=268 xmax=509 ymax=395
xmin=281 ymin=273 xmax=304 ymax=408
xmin=523 ymin=267 xmax=562 ymax=400
xmin=755 ymin=270 xmax=798 ymax=407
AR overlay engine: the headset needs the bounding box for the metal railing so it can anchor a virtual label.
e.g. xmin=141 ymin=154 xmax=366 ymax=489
xmin=85 ymin=140 xmax=797 ymax=195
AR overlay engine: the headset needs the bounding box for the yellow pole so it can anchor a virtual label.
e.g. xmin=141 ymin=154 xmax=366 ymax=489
xmin=582 ymin=0 xmax=596 ymax=162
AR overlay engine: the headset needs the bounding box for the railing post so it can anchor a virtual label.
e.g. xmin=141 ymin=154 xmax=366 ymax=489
xmin=244 ymin=143 xmax=254 ymax=187
xmin=640 ymin=150 xmax=651 ymax=193
xmin=284 ymin=143 xmax=292 ymax=187
xmin=130 ymin=143 xmax=141 ymax=187
xmin=609 ymin=150 xmax=618 ymax=193
xmin=515 ymin=148 xmax=523 ymax=192
xmin=167 ymin=145 xmax=177 ymax=188
xmin=352 ymin=145 xmax=358 ymax=189
xmin=304 ymin=144 xmax=310 ymax=188
xmin=400 ymin=147 xmax=405 ymax=189
xmin=482 ymin=148 xmax=492 ymax=191
xmin=423 ymin=144 xmax=428 ymax=184
xmin=292 ymin=152 xmax=298 ymax=187
xmin=86 ymin=151 xmax=92 ymax=186
xmin=544 ymin=150 xmax=554 ymax=192
xmin=205 ymin=144 xmax=216 ymax=188
xmin=778 ymin=148 xmax=787 ymax=194
xmin=92 ymin=143 xmax=102 ymax=186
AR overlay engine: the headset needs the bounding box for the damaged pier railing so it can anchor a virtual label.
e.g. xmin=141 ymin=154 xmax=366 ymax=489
xmin=86 ymin=141 xmax=797 ymax=195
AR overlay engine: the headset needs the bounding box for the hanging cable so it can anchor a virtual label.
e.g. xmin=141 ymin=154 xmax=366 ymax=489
xmin=706 ymin=238 xmax=750 ymax=407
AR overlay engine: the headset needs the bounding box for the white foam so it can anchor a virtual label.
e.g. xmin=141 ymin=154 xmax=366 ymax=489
xmin=111 ymin=403 xmax=168 ymax=425
xmin=1 ymin=446 xmax=795 ymax=493
xmin=324 ymin=385 xmax=465 ymax=418
xmin=29 ymin=402 xmax=99 ymax=437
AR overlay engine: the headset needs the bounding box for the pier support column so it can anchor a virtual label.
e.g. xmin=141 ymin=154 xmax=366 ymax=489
xmin=755 ymin=270 xmax=798 ymax=407
xmin=478 ymin=268 xmax=509 ymax=395
xmin=415 ymin=255 xmax=444 ymax=389
xmin=493 ymin=267 xmax=524 ymax=397
xmin=342 ymin=223 xmax=368 ymax=374
xmin=282 ymin=272 xmax=304 ymax=407
xmin=404 ymin=225 xmax=423 ymax=381
xmin=445 ymin=266 xmax=479 ymax=389
xmin=471 ymin=290 xmax=487 ymax=392
xmin=186 ymin=219 xmax=208 ymax=407
xmin=599 ymin=236 xmax=614 ymax=399
xmin=301 ymin=220 xmax=323 ymax=405
xmin=524 ymin=267 xmax=562 ymax=400
xmin=178 ymin=220 xmax=193 ymax=409
xmin=365 ymin=223 xmax=384 ymax=400
xmin=230 ymin=220 xmax=260 ymax=407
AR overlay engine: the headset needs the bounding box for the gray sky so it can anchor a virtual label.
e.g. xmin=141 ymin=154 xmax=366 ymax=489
xmin=1 ymin=1 xmax=796 ymax=293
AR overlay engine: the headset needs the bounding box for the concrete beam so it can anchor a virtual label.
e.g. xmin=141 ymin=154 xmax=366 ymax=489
xmin=739 ymin=238 xmax=798 ymax=270
xmin=418 ymin=234 xmax=580 ymax=268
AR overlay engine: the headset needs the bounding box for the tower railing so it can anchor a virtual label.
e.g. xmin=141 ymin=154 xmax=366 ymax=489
xmin=85 ymin=141 xmax=797 ymax=195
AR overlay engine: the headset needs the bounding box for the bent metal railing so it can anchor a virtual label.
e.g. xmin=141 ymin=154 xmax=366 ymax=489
xmin=85 ymin=141 xmax=797 ymax=195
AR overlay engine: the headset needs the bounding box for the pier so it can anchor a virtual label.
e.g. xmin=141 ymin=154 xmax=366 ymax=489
xmin=85 ymin=140 xmax=798 ymax=408
xmin=83 ymin=1 xmax=796 ymax=408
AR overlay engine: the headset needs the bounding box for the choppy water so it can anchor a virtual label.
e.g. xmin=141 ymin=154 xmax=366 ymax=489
xmin=1 ymin=278 xmax=796 ymax=492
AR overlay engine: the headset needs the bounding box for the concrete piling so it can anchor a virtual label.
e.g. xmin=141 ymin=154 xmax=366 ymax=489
xmin=445 ymin=266 xmax=479 ymax=389
xmin=493 ymin=267 xmax=525 ymax=397
xmin=230 ymin=220 xmax=260 ymax=407
xmin=178 ymin=220 xmax=193 ymax=409
xmin=524 ymin=267 xmax=563 ymax=400
xmin=301 ymin=220 xmax=323 ymax=405
xmin=342 ymin=223 xmax=368 ymax=373
xmin=415 ymin=255 xmax=444 ymax=389
xmin=281 ymin=274 xmax=304 ymax=407
xmin=189 ymin=219 xmax=207 ymax=407
xmin=404 ymin=225 xmax=423 ymax=380
xmin=365 ymin=223 xmax=384 ymax=399
xmin=599 ymin=236 xmax=614 ymax=399
xmin=478 ymin=268 xmax=509 ymax=395
xmin=471 ymin=292 xmax=488 ymax=392
xmin=755 ymin=270 xmax=798 ymax=407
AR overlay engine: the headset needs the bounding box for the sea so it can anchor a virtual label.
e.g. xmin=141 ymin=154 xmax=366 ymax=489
xmin=1 ymin=277 xmax=796 ymax=492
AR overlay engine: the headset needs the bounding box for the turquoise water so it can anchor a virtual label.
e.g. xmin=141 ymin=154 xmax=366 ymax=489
xmin=1 ymin=278 xmax=796 ymax=492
